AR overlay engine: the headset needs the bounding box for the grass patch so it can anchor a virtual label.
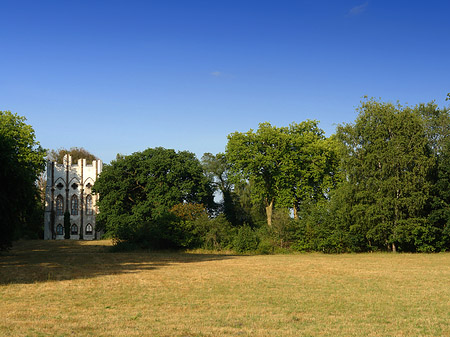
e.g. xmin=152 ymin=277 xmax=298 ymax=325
xmin=1 ymin=240 xmax=449 ymax=336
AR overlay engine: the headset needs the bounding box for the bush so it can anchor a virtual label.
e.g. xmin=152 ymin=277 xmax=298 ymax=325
xmin=199 ymin=215 xmax=235 ymax=250
xmin=256 ymin=238 xmax=273 ymax=254
xmin=233 ymin=225 xmax=259 ymax=253
xmin=93 ymin=147 xmax=215 ymax=249
xmin=270 ymin=209 xmax=296 ymax=248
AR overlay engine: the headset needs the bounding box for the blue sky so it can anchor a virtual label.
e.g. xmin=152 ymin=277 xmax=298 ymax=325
xmin=1 ymin=1 xmax=449 ymax=163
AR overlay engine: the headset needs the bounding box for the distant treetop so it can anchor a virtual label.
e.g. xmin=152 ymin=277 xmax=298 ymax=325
xmin=47 ymin=147 xmax=98 ymax=164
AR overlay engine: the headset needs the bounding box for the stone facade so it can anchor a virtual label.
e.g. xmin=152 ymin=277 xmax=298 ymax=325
xmin=44 ymin=155 xmax=102 ymax=240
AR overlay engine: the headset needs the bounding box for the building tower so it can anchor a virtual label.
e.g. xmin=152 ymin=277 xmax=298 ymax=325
xmin=44 ymin=154 xmax=102 ymax=240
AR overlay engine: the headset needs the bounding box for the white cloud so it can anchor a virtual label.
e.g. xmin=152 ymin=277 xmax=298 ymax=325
xmin=210 ymin=71 xmax=222 ymax=77
xmin=348 ymin=1 xmax=369 ymax=16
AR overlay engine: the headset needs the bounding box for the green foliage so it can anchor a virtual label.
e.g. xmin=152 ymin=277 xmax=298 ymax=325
xmin=168 ymin=203 xmax=208 ymax=247
xmin=193 ymin=214 xmax=235 ymax=250
xmin=281 ymin=98 xmax=450 ymax=253
xmin=270 ymin=209 xmax=296 ymax=248
xmin=276 ymin=123 xmax=340 ymax=217
xmin=252 ymin=209 xmax=298 ymax=254
xmin=228 ymin=180 xmax=267 ymax=227
xmin=41 ymin=98 xmax=449 ymax=254
xmin=0 ymin=111 xmax=46 ymax=250
xmin=93 ymin=147 xmax=214 ymax=248
xmin=226 ymin=121 xmax=339 ymax=226
xmin=292 ymin=200 xmax=359 ymax=253
xmin=170 ymin=219 xmax=201 ymax=249
xmin=201 ymin=152 xmax=268 ymax=228
xmin=48 ymin=147 xmax=97 ymax=164
xmin=233 ymin=225 xmax=259 ymax=253
xmin=334 ymin=98 xmax=448 ymax=252
xmin=419 ymin=102 xmax=450 ymax=251
xmin=202 ymin=152 xmax=239 ymax=224
xmin=169 ymin=203 xmax=207 ymax=221
xmin=226 ymin=123 xmax=288 ymax=226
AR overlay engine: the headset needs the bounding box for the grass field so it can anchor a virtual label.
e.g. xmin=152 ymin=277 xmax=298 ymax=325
xmin=0 ymin=240 xmax=449 ymax=337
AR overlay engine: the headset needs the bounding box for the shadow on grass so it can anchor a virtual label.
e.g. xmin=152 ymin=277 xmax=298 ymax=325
xmin=0 ymin=240 xmax=236 ymax=285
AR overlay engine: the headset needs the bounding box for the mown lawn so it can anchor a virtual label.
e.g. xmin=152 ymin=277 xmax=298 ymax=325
xmin=0 ymin=240 xmax=449 ymax=336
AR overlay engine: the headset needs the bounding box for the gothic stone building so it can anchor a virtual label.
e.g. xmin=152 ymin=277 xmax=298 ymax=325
xmin=44 ymin=155 xmax=102 ymax=240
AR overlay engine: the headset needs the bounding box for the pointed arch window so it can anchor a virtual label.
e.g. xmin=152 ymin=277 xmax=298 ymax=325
xmin=56 ymin=224 xmax=64 ymax=235
xmin=71 ymin=224 xmax=78 ymax=235
xmin=85 ymin=223 xmax=93 ymax=235
xmin=71 ymin=195 xmax=78 ymax=215
xmin=56 ymin=195 xmax=64 ymax=215
xmin=86 ymin=195 xmax=93 ymax=215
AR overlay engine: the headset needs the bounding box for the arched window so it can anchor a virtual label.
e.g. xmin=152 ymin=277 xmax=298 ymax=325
xmin=56 ymin=224 xmax=64 ymax=235
xmin=71 ymin=224 xmax=78 ymax=235
xmin=86 ymin=195 xmax=93 ymax=215
xmin=85 ymin=223 xmax=93 ymax=235
xmin=71 ymin=195 xmax=78 ymax=215
xmin=56 ymin=195 xmax=64 ymax=215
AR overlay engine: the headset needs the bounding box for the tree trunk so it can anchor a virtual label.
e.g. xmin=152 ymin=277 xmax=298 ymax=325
xmin=266 ymin=199 xmax=274 ymax=227
xmin=293 ymin=203 xmax=298 ymax=219
xmin=392 ymin=242 xmax=397 ymax=253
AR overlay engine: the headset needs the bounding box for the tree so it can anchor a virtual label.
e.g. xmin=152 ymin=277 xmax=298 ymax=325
xmin=416 ymin=101 xmax=450 ymax=251
xmin=275 ymin=122 xmax=339 ymax=218
xmin=0 ymin=111 xmax=46 ymax=249
xmin=226 ymin=121 xmax=336 ymax=226
xmin=336 ymin=99 xmax=433 ymax=252
xmin=47 ymin=147 xmax=97 ymax=164
xmin=168 ymin=203 xmax=208 ymax=248
xmin=93 ymin=147 xmax=214 ymax=247
xmin=202 ymin=152 xmax=240 ymax=224
xmin=226 ymin=123 xmax=287 ymax=226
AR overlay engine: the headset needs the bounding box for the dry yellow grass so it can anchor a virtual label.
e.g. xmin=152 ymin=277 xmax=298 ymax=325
xmin=0 ymin=240 xmax=449 ymax=336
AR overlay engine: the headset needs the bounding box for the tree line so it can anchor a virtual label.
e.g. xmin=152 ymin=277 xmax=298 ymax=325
xmin=0 ymin=110 xmax=101 ymax=249
xmin=0 ymin=111 xmax=45 ymax=249
xmin=2 ymin=96 xmax=450 ymax=252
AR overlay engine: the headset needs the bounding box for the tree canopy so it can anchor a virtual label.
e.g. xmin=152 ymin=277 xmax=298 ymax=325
xmin=333 ymin=98 xmax=448 ymax=252
xmin=47 ymin=147 xmax=97 ymax=164
xmin=5 ymin=97 xmax=449 ymax=253
xmin=0 ymin=111 xmax=46 ymax=249
xmin=226 ymin=121 xmax=338 ymax=226
xmin=93 ymin=147 xmax=214 ymax=247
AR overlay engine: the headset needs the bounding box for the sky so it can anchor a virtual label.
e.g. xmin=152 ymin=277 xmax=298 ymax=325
xmin=1 ymin=0 xmax=449 ymax=164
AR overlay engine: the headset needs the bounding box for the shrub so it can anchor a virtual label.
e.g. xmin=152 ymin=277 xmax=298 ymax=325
xmin=201 ymin=215 xmax=235 ymax=250
xmin=256 ymin=238 xmax=273 ymax=254
xmin=233 ymin=225 xmax=259 ymax=253
xmin=270 ymin=209 xmax=296 ymax=248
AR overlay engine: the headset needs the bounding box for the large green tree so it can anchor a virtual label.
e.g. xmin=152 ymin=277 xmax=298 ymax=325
xmin=276 ymin=122 xmax=339 ymax=218
xmin=0 ymin=111 xmax=46 ymax=249
xmin=336 ymin=99 xmax=434 ymax=252
xmin=93 ymin=147 xmax=214 ymax=247
xmin=226 ymin=121 xmax=337 ymax=226
xmin=226 ymin=123 xmax=288 ymax=226
xmin=417 ymin=100 xmax=450 ymax=251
